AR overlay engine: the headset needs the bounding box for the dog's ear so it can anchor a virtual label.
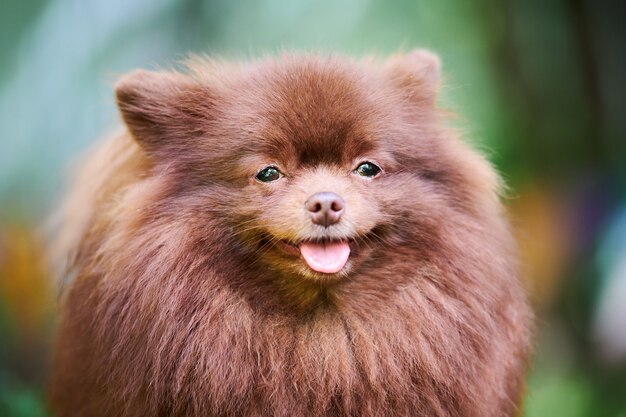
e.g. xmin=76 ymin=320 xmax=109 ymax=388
xmin=385 ymin=49 xmax=441 ymax=105
xmin=115 ymin=70 xmax=214 ymax=155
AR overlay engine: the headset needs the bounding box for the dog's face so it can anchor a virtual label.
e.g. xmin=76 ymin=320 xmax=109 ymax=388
xmin=224 ymin=64 xmax=401 ymax=281
xmin=115 ymin=51 xmax=488 ymax=284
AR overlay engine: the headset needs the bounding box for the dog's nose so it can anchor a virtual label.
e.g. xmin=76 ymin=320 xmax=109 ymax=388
xmin=305 ymin=192 xmax=345 ymax=227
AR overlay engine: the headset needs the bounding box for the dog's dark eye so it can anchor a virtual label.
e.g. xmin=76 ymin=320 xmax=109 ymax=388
xmin=354 ymin=162 xmax=381 ymax=178
xmin=256 ymin=166 xmax=282 ymax=182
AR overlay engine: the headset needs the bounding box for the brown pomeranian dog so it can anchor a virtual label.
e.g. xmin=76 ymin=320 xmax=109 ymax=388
xmin=49 ymin=50 xmax=532 ymax=417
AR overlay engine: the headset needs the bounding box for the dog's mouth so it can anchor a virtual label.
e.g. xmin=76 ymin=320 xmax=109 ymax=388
xmin=275 ymin=239 xmax=352 ymax=274
xmin=255 ymin=226 xmax=385 ymax=277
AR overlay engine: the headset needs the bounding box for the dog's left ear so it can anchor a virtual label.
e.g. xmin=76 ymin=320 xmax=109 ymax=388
xmin=115 ymin=69 xmax=215 ymax=157
xmin=385 ymin=49 xmax=441 ymax=105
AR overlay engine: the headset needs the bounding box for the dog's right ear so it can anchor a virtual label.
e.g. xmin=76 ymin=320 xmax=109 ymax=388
xmin=115 ymin=70 xmax=214 ymax=155
xmin=385 ymin=49 xmax=441 ymax=106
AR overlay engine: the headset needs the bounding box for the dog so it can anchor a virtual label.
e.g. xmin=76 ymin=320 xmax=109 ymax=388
xmin=49 ymin=50 xmax=532 ymax=417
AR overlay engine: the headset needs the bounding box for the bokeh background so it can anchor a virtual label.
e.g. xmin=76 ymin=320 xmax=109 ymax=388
xmin=1 ymin=0 xmax=625 ymax=415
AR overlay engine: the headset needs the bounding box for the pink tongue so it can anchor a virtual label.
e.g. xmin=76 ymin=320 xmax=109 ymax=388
xmin=299 ymin=241 xmax=351 ymax=274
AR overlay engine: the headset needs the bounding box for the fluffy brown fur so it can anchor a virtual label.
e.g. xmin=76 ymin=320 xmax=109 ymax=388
xmin=49 ymin=50 xmax=532 ymax=417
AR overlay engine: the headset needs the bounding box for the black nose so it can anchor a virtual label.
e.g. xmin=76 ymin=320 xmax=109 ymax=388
xmin=304 ymin=192 xmax=345 ymax=227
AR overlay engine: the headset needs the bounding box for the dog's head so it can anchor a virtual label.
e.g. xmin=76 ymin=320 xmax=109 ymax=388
xmin=115 ymin=51 xmax=498 ymax=285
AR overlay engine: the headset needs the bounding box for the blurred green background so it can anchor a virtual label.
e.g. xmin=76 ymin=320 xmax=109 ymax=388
xmin=1 ymin=0 xmax=625 ymax=415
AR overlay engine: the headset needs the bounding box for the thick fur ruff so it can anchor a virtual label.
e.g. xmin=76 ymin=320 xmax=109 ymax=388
xmin=49 ymin=51 xmax=532 ymax=417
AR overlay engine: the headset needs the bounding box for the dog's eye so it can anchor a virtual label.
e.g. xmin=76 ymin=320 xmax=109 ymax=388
xmin=354 ymin=162 xmax=381 ymax=178
xmin=256 ymin=166 xmax=282 ymax=182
